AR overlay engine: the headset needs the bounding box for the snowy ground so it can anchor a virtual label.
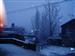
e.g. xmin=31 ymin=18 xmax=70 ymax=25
xmin=0 ymin=44 xmax=40 ymax=56
xmin=40 ymin=45 xmax=75 ymax=56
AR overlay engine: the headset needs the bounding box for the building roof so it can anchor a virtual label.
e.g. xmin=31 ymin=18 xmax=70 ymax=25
xmin=61 ymin=19 xmax=75 ymax=29
xmin=2 ymin=27 xmax=25 ymax=35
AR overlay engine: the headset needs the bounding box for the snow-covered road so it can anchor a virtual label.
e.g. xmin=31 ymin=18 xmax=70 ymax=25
xmin=0 ymin=44 xmax=39 ymax=56
xmin=40 ymin=45 xmax=75 ymax=56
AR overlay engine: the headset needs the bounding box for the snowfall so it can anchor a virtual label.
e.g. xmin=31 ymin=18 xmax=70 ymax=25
xmin=0 ymin=44 xmax=40 ymax=56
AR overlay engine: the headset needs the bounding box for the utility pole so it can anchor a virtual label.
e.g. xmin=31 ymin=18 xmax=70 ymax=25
xmin=47 ymin=0 xmax=52 ymax=36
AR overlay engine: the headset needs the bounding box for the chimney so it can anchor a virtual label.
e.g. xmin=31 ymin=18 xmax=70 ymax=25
xmin=11 ymin=23 xmax=15 ymax=28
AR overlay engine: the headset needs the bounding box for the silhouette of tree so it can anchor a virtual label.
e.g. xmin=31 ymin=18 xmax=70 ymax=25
xmin=41 ymin=3 xmax=61 ymax=40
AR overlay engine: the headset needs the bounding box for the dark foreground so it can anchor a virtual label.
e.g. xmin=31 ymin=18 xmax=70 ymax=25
xmin=0 ymin=44 xmax=40 ymax=56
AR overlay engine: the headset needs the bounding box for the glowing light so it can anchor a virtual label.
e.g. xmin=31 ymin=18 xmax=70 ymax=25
xmin=0 ymin=23 xmax=3 ymax=27
xmin=0 ymin=0 xmax=5 ymax=31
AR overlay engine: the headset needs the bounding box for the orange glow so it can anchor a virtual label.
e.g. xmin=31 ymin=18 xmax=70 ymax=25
xmin=0 ymin=0 xmax=5 ymax=32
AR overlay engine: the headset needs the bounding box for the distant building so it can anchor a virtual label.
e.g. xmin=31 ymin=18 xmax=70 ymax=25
xmin=61 ymin=19 xmax=75 ymax=47
xmin=0 ymin=24 xmax=25 ymax=40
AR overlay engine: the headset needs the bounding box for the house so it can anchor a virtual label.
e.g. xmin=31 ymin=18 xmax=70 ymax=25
xmin=61 ymin=19 xmax=75 ymax=47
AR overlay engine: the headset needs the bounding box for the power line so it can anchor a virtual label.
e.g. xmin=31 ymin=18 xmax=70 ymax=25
xmin=6 ymin=0 xmax=73 ymax=14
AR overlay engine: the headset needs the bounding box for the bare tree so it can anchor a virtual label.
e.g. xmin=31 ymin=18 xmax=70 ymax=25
xmin=31 ymin=8 xmax=41 ymax=43
xmin=50 ymin=4 xmax=61 ymax=38
xmin=39 ymin=5 xmax=50 ymax=43
xmin=41 ymin=3 xmax=61 ymax=39
xmin=31 ymin=3 xmax=62 ymax=43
